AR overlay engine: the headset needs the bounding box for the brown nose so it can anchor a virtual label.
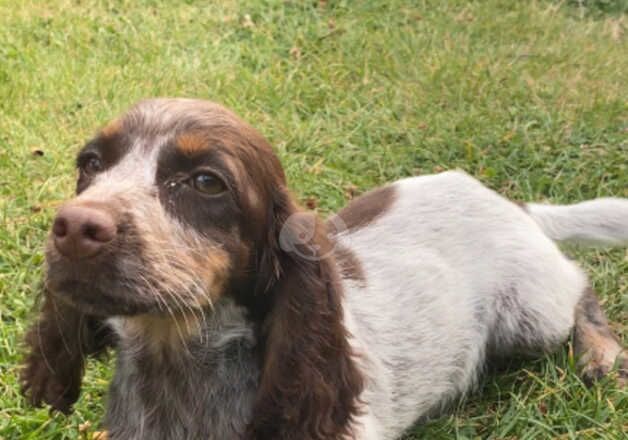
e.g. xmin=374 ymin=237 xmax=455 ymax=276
xmin=52 ymin=205 xmax=117 ymax=259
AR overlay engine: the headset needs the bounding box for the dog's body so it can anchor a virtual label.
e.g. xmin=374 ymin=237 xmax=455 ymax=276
xmin=21 ymin=99 xmax=627 ymax=439
xmin=335 ymin=174 xmax=624 ymax=439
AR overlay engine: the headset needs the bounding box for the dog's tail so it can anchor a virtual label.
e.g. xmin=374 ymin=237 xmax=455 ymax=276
xmin=524 ymin=198 xmax=628 ymax=247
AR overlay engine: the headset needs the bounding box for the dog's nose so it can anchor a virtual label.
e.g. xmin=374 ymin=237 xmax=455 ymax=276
xmin=52 ymin=205 xmax=117 ymax=259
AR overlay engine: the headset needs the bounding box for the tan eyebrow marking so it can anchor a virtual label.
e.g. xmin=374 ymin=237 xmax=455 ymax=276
xmin=101 ymin=118 xmax=122 ymax=138
xmin=176 ymin=132 xmax=208 ymax=155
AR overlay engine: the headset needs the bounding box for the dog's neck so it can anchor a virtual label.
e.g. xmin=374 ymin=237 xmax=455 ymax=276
xmin=105 ymin=298 xmax=259 ymax=439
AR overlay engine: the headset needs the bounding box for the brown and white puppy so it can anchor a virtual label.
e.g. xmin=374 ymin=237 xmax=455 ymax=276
xmin=21 ymin=99 xmax=627 ymax=440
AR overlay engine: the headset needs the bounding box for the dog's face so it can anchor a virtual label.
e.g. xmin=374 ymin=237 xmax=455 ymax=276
xmin=45 ymin=99 xmax=285 ymax=316
xmin=32 ymin=99 xmax=364 ymax=435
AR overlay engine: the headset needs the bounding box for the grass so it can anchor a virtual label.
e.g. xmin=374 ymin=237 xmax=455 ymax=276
xmin=0 ymin=0 xmax=626 ymax=438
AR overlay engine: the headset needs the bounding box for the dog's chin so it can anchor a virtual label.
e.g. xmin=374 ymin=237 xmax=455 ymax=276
xmin=46 ymin=278 xmax=158 ymax=317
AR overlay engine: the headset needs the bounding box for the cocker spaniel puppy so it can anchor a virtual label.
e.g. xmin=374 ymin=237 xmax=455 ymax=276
xmin=21 ymin=99 xmax=627 ymax=439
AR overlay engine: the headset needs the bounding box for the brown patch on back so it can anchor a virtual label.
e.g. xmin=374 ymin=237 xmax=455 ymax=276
xmin=574 ymin=287 xmax=627 ymax=386
xmin=101 ymin=118 xmax=123 ymax=138
xmin=333 ymin=243 xmax=366 ymax=286
xmin=176 ymin=132 xmax=208 ymax=155
xmin=329 ymin=184 xmax=397 ymax=234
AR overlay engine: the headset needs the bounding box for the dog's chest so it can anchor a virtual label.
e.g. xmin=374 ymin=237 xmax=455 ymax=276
xmin=105 ymin=302 xmax=259 ymax=439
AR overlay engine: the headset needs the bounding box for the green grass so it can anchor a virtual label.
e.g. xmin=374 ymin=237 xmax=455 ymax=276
xmin=0 ymin=0 xmax=626 ymax=438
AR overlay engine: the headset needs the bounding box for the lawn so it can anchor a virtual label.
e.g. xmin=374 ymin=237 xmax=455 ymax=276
xmin=0 ymin=0 xmax=626 ymax=438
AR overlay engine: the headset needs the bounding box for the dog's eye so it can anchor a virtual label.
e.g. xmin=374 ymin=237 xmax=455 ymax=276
xmin=81 ymin=156 xmax=104 ymax=175
xmin=192 ymin=173 xmax=226 ymax=195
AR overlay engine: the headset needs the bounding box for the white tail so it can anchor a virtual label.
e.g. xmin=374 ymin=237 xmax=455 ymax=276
xmin=525 ymin=198 xmax=628 ymax=247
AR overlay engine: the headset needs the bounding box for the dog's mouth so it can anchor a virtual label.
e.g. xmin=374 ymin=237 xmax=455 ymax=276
xmin=47 ymin=278 xmax=155 ymax=316
xmin=44 ymin=240 xmax=162 ymax=316
xmin=45 ymin=245 xmax=216 ymax=318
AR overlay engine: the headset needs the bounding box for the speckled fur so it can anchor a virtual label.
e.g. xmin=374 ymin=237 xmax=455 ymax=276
xmin=105 ymin=298 xmax=258 ymax=440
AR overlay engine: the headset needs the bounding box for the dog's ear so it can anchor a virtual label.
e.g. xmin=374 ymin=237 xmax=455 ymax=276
xmin=21 ymin=290 xmax=113 ymax=414
xmin=247 ymin=188 xmax=364 ymax=440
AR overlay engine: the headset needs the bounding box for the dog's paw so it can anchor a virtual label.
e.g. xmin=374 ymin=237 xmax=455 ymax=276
xmin=579 ymin=346 xmax=627 ymax=388
xmin=20 ymin=353 xmax=78 ymax=414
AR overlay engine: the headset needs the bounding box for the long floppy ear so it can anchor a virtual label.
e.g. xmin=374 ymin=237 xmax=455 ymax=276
xmin=21 ymin=289 xmax=113 ymax=413
xmin=247 ymin=188 xmax=364 ymax=440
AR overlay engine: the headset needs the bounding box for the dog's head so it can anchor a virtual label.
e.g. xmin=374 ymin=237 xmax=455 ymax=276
xmin=43 ymin=98 xmax=363 ymax=438
xmin=47 ymin=98 xmax=292 ymax=316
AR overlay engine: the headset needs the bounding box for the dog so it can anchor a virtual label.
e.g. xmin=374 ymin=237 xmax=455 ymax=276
xmin=21 ymin=98 xmax=627 ymax=440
